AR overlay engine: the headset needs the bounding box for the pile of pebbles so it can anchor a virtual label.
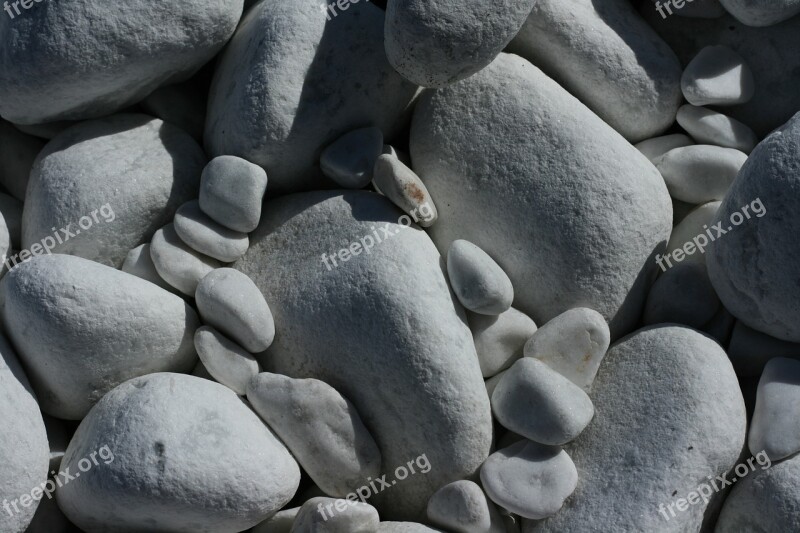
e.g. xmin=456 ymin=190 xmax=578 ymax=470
xmin=0 ymin=0 xmax=799 ymax=532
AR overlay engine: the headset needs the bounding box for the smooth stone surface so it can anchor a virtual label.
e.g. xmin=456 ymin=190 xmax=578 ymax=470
xmin=235 ymin=191 xmax=492 ymax=519
xmin=523 ymin=308 xmax=610 ymax=391
xmin=0 ymin=334 xmax=49 ymax=533
xmin=469 ymin=307 xmax=537 ymax=378
xmin=509 ymin=0 xmax=682 ymax=142
xmin=385 ymin=0 xmax=536 ymax=87
xmin=525 ymin=326 xmax=746 ymax=532
xmin=205 ymin=0 xmax=418 ymax=193
xmin=426 ymin=480 xmax=491 ymax=533
xmin=57 ymin=373 xmax=300 ymax=532
xmin=0 ymin=1 xmax=243 ymax=124
xmin=481 ymin=440 xmax=577 ymax=521
xmin=0 ymin=192 xmax=23 ymax=249
xmin=121 ymin=243 xmax=176 ymax=293
xmin=377 ymin=523 xmax=445 ymax=532
xmin=248 ymin=372 xmax=382 ymax=498
xmin=373 ymin=154 xmax=438 ymax=227
xmin=718 ymin=0 xmax=800 ymax=26
xmin=707 ymin=113 xmax=800 ymax=342
xmin=749 ymin=357 xmax=800 ymax=460
xmin=447 ymin=240 xmax=514 ymax=315
xmin=682 ymin=45 xmax=755 ymax=106
xmin=0 ymin=120 xmax=44 ymax=201
xmin=715 ymin=453 xmax=797 ymax=533
xmin=635 ymin=134 xmax=693 ymax=163
xmin=665 ymin=201 xmax=720 ymax=265
xmin=151 ymin=224 xmax=222 ymax=296
xmin=655 ymin=145 xmax=748 ymax=203
xmin=728 ymin=322 xmax=800 ymax=377
xmin=199 ymin=156 xmax=268 ymax=233
xmin=493 ymin=358 xmax=594 ymax=445
xmin=23 ymin=115 xmax=206 ymax=267
xmin=677 ymin=105 xmax=758 ymax=153
xmin=174 ymin=201 xmax=249 ymax=262
xmin=644 ymin=262 xmax=721 ymax=328
xmin=1 ymin=254 xmax=199 ymax=419
xmin=252 ymin=507 xmax=299 ymax=533
xmin=0 ymin=210 xmax=10 ymax=270
xmin=195 ymin=268 xmax=275 ymax=353
xmin=320 ymin=127 xmax=384 ymax=189
xmin=484 ymin=371 xmax=506 ymax=399
xmin=291 ymin=497 xmax=379 ymax=533
xmin=194 ymin=326 xmax=261 ymax=395
xmin=411 ymin=54 xmax=672 ymax=337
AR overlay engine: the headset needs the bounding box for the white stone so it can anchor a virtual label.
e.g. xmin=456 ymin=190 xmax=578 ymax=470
xmin=677 ymin=105 xmax=758 ymax=153
xmin=151 ymin=223 xmax=222 ymax=296
xmin=749 ymin=357 xmax=800 ymax=460
xmin=469 ymin=307 xmax=537 ymax=378
xmin=372 ymin=154 xmax=438 ymax=227
xmin=426 ymin=480 xmax=491 ymax=533
xmin=194 ymin=326 xmax=261 ymax=395
xmin=635 ymin=133 xmax=693 ymax=163
xmin=252 ymin=507 xmax=299 ymax=533
xmin=682 ymin=45 xmax=755 ymax=105
xmin=199 ymin=156 xmax=268 ymax=233
xmin=291 ymin=497 xmax=379 ymax=533
xmin=174 ymin=201 xmax=249 ymax=262
xmin=447 ymin=240 xmax=514 ymax=316
xmin=654 ymin=145 xmax=748 ymax=203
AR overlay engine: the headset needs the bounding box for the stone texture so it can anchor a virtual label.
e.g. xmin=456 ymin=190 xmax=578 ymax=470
xmin=654 ymin=145 xmax=748 ymax=204
xmin=290 ymin=497 xmax=379 ymax=533
xmin=469 ymin=307 xmax=537 ymax=378
xmin=199 ymin=156 xmax=268 ymax=233
xmin=121 ymin=243 xmax=178 ymax=293
xmin=447 ymin=240 xmax=514 ymax=316
xmin=174 ymin=201 xmax=249 ymax=262
xmin=681 ymin=45 xmax=755 ymax=106
xmin=635 ymin=134 xmax=693 ymax=163
xmin=150 ymin=224 xmax=222 ymax=296
xmin=426 ymin=480 xmax=491 ymax=533
xmin=676 ymin=105 xmax=758 ymax=153
xmin=749 ymin=357 xmax=800 ymax=460
xmin=194 ymin=326 xmax=261 ymax=395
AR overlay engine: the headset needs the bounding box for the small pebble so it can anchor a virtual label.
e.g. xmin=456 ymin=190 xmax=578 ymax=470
xmin=199 ymin=155 xmax=268 ymax=233
xmin=194 ymin=326 xmax=261 ymax=395
xmin=121 ymin=244 xmax=175 ymax=292
xmin=635 ymin=133 xmax=693 ymax=163
xmin=749 ymin=357 xmax=800 ymax=461
xmin=469 ymin=307 xmax=537 ymax=378
xmin=677 ymin=105 xmax=758 ymax=153
xmin=174 ymin=200 xmax=249 ymax=262
xmin=681 ymin=45 xmax=755 ymax=106
xmin=655 ymin=145 xmax=748 ymax=204
xmin=447 ymin=239 xmax=514 ymax=315
xmin=150 ymin=223 xmax=221 ymax=296
xmin=377 ymin=523 xmax=445 ymax=532
xmin=372 ymin=154 xmax=438 ymax=227
xmin=320 ymin=127 xmax=384 ymax=189
xmin=643 ymin=262 xmax=721 ymax=328
xmin=426 ymin=480 xmax=491 ymax=533
xmin=290 ymin=497 xmax=379 ymax=533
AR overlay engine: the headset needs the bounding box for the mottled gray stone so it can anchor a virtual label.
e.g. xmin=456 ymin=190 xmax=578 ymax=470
xmin=372 ymin=154 xmax=438 ymax=228
xmin=749 ymin=357 xmax=800 ymax=460
xmin=151 ymin=224 xmax=222 ymax=296
xmin=291 ymin=497 xmax=379 ymax=533
xmin=677 ymin=105 xmax=758 ymax=153
xmin=199 ymin=156 xmax=268 ymax=233
xmin=681 ymin=45 xmax=755 ymax=106
xmin=635 ymin=134 xmax=693 ymax=163
xmin=320 ymin=127 xmax=384 ymax=189
xmin=426 ymin=480 xmax=491 ymax=533
xmin=469 ymin=307 xmax=537 ymax=378
xmin=655 ymin=145 xmax=748 ymax=203
xmin=174 ymin=201 xmax=249 ymax=262
xmin=194 ymin=326 xmax=261 ymax=395
xmin=718 ymin=0 xmax=800 ymax=26
xmin=447 ymin=240 xmax=514 ymax=315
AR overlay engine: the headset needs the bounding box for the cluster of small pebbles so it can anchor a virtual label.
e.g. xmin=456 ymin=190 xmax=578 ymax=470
xmin=0 ymin=0 xmax=799 ymax=532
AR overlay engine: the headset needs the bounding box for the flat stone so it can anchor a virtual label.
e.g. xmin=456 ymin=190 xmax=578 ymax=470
xmin=385 ymin=0 xmax=536 ymax=87
xmin=174 ymin=201 xmax=249 ymax=262
xmin=248 ymin=372 xmax=382 ymax=498
xmin=665 ymin=201 xmax=720 ymax=266
xmin=644 ymin=262 xmax=721 ymax=328
xmin=0 ymin=120 xmax=43 ymax=201
xmin=194 ymin=326 xmax=261 ymax=395
xmin=728 ymin=321 xmax=800 ymax=377
xmin=654 ymin=145 xmax=748 ymax=203
xmin=676 ymin=105 xmax=758 ymax=153
xmin=707 ymin=113 xmax=800 ymax=342
xmin=56 ymin=373 xmax=300 ymax=532
xmin=411 ymin=53 xmax=672 ymax=337
xmin=151 ymin=224 xmax=222 ymax=296
xmin=291 ymin=497 xmax=379 ymax=533
xmin=199 ymin=155 xmax=268 ymax=233
xmin=718 ymin=0 xmax=800 ymax=26
xmin=320 ymin=128 xmax=384 ymax=189
xmin=481 ymin=440 xmax=577 ymax=521
xmin=682 ymin=45 xmax=755 ymax=106
xmin=447 ymin=240 xmax=514 ymax=315
xmin=195 ymin=268 xmax=275 ymax=353
xmin=523 ymin=307 xmax=610 ymax=391
xmin=0 ymin=254 xmax=199 ymax=419
xmin=493 ymin=358 xmax=594 ymax=445
xmin=469 ymin=307 xmax=537 ymax=378
xmin=426 ymin=480 xmax=491 ymax=533
xmin=372 ymin=154 xmax=438 ymax=227
xmin=749 ymin=357 xmax=800 ymax=460
xmin=121 ymin=244 xmax=176 ymax=293
xmin=509 ymin=0 xmax=682 ymax=142
xmin=252 ymin=507 xmax=299 ymax=533
xmin=635 ymin=134 xmax=693 ymax=163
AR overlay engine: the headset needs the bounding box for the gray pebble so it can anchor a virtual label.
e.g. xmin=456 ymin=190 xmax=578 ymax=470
xmin=372 ymin=154 xmax=438 ymax=227
xmin=291 ymin=497 xmax=379 ymax=533
xmin=447 ymin=240 xmax=514 ymax=316
xmin=426 ymin=480 xmax=491 ymax=533
xmin=676 ymin=105 xmax=758 ymax=153
xmin=151 ymin=223 xmax=222 ymax=296
xmin=199 ymin=155 xmax=268 ymax=233
xmin=174 ymin=201 xmax=249 ymax=263
xmin=682 ymin=45 xmax=755 ymax=106
xmin=749 ymin=357 xmax=800 ymax=460
xmin=635 ymin=133 xmax=693 ymax=163
xmin=655 ymin=145 xmax=748 ymax=204
xmin=320 ymin=128 xmax=384 ymax=189
xmin=252 ymin=507 xmax=299 ymax=533
xmin=469 ymin=307 xmax=537 ymax=378
xmin=194 ymin=326 xmax=261 ymax=395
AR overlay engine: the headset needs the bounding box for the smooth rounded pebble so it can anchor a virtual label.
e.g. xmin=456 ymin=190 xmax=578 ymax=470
xmin=121 ymin=243 xmax=176 ymax=292
xmin=665 ymin=201 xmax=720 ymax=265
xmin=728 ymin=322 xmax=800 ymax=377
xmin=385 ymin=0 xmax=536 ymax=87
xmin=248 ymin=372 xmax=382 ymax=498
xmin=525 ymin=326 xmax=746 ymax=532
xmin=199 ymin=156 xmax=268 ymax=233
xmin=654 ymin=145 xmax=748 ymax=204
xmin=377 ymin=523 xmax=446 ymax=532
xmin=481 ymin=440 xmax=577 ymax=521
xmin=57 ymin=373 xmax=300 ymax=533
xmin=523 ymin=307 xmax=609 ymax=391
xmin=0 ymin=1 xmax=243 ymax=124
xmin=635 ymin=134 xmax=693 ymax=163
xmin=151 ymin=223 xmax=222 ymax=296
xmin=0 ymin=335 xmax=49 ymax=533
xmin=469 ymin=307 xmax=537 ymax=378
xmin=644 ymin=262 xmax=720 ymax=328
xmin=0 ymin=191 xmax=23 ymax=249
xmin=676 ymin=105 xmax=758 ymax=153
xmin=320 ymin=127 xmax=384 ymax=189
xmin=291 ymin=497 xmax=379 ymax=533
xmin=718 ymin=0 xmax=800 ymax=27
xmin=681 ymin=45 xmax=755 ymax=105
xmin=447 ymin=240 xmax=514 ymax=315
xmin=252 ymin=507 xmax=299 ymax=533
xmin=707 ymin=112 xmax=799 ymax=342
xmin=174 ymin=201 xmax=249 ymax=262
xmin=0 ymin=254 xmax=199 ymax=419
xmin=373 ymin=154 xmax=438 ymax=228
xmin=426 ymin=480 xmax=491 ymax=533
xmin=235 ymin=191 xmax=492 ymax=519
xmin=22 ymin=115 xmax=206 ymax=267
xmin=0 ymin=120 xmax=44 ymax=201
xmin=195 ymin=268 xmax=275 ymax=353
xmin=748 ymin=357 xmax=800 ymax=461
xmin=493 ymin=358 xmax=594 ymax=445
xmin=205 ymin=0 xmax=417 ymax=193
xmin=194 ymin=326 xmax=261 ymax=395
xmin=509 ymin=0 xmax=682 ymax=142
xmin=411 ymin=54 xmax=672 ymax=338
